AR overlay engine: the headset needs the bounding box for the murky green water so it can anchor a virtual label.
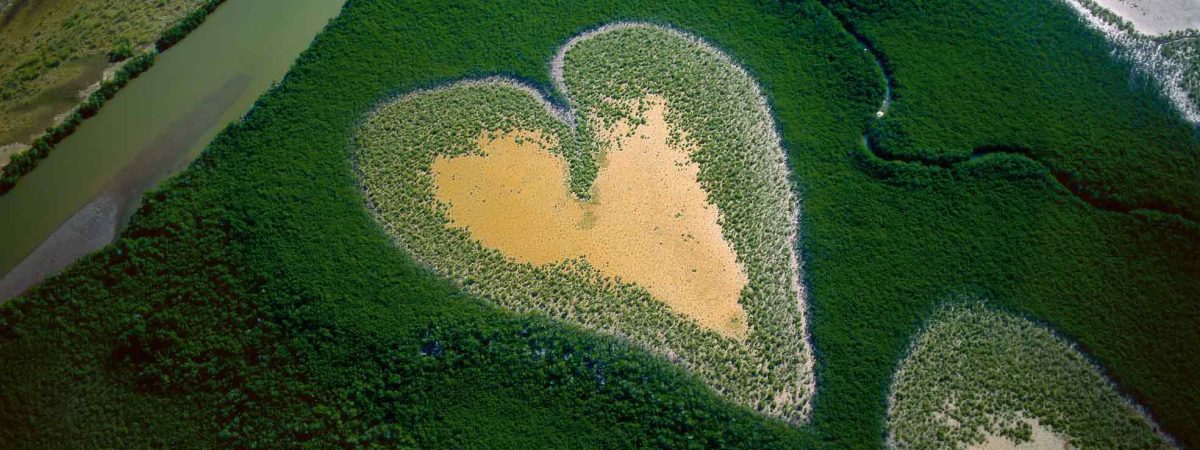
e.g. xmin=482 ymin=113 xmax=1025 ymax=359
xmin=0 ymin=0 xmax=345 ymax=277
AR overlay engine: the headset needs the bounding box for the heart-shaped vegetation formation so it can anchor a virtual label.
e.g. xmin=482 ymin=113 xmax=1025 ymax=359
xmin=356 ymin=23 xmax=812 ymax=423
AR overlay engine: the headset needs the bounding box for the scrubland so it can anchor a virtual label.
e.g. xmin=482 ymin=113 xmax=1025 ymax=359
xmin=0 ymin=0 xmax=225 ymax=193
xmin=0 ymin=0 xmax=195 ymax=145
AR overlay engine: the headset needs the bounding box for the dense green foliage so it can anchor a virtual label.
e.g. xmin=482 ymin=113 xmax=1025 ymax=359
xmin=357 ymin=24 xmax=811 ymax=423
xmin=107 ymin=38 xmax=135 ymax=62
xmin=828 ymin=0 xmax=1200 ymax=221
xmin=0 ymin=0 xmax=225 ymax=195
xmin=155 ymin=0 xmax=225 ymax=52
xmin=1 ymin=0 xmax=1197 ymax=448
xmin=888 ymin=301 xmax=1167 ymax=449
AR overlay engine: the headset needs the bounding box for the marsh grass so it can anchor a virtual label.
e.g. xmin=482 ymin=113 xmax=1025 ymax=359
xmin=0 ymin=0 xmax=226 ymax=194
xmin=0 ymin=0 xmax=196 ymax=143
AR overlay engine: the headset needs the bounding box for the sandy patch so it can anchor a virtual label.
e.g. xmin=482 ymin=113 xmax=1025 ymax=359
xmin=973 ymin=419 xmax=1073 ymax=450
xmin=0 ymin=141 xmax=27 ymax=169
xmin=432 ymin=98 xmax=749 ymax=337
xmin=1088 ymin=0 xmax=1200 ymax=35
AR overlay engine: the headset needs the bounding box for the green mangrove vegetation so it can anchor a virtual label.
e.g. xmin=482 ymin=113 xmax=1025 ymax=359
xmin=0 ymin=0 xmax=1197 ymax=447
xmin=827 ymin=0 xmax=1200 ymax=221
xmin=887 ymin=301 xmax=1169 ymax=449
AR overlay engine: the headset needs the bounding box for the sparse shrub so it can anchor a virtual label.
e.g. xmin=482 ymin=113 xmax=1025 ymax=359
xmin=108 ymin=38 xmax=135 ymax=62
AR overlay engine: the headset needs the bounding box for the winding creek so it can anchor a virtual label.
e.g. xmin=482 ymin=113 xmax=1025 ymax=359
xmin=0 ymin=0 xmax=346 ymax=300
xmin=823 ymin=4 xmax=1199 ymax=224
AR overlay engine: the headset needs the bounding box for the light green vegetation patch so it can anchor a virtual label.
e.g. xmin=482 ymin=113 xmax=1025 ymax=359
xmin=887 ymin=301 xmax=1170 ymax=449
xmin=1160 ymin=36 xmax=1200 ymax=112
xmin=355 ymin=24 xmax=812 ymax=423
xmin=0 ymin=0 xmax=196 ymax=144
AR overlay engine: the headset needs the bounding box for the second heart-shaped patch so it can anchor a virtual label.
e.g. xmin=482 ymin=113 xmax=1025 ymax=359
xmin=356 ymin=23 xmax=812 ymax=423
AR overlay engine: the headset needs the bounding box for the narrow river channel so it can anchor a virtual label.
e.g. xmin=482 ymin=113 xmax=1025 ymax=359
xmin=0 ymin=0 xmax=346 ymax=300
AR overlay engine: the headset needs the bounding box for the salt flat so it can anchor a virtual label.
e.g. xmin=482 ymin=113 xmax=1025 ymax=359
xmin=1090 ymin=0 xmax=1200 ymax=34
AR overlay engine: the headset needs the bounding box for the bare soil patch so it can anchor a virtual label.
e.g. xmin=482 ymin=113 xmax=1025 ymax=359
xmin=973 ymin=419 xmax=1072 ymax=450
xmin=433 ymin=99 xmax=749 ymax=336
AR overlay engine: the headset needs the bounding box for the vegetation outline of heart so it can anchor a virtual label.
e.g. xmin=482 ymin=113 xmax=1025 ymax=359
xmin=355 ymin=23 xmax=813 ymax=423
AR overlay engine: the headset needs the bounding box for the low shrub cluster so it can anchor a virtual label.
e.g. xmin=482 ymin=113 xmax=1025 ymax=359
xmin=107 ymin=38 xmax=136 ymax=63
xmin=156 ymin=0 xmax=226 ymax=52
xmin=356 ymin=24 xmax=813 ymax=424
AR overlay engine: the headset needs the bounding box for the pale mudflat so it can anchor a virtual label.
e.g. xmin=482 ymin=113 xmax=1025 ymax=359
xmin=0 ymin=196 xmax=118 ymax=301
xmin=1089 ymin=0 xmax=1200 ymax=35
xmin=0 ymin=142 xmax=25 ymax=168
xmin=973 ymin=419 xmax=1072 ymax=450
xmin=432 ymin=99 xmax=749 ymax=336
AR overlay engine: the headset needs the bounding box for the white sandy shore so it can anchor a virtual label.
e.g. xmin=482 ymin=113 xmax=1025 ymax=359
xmin=1090 ymin=0 xmax=1200 ymax=35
